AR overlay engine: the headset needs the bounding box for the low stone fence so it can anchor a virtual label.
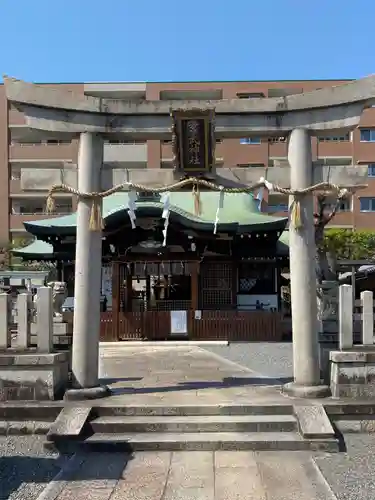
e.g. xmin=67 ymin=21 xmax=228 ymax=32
xmin=329 ymin=284 xmax=375 ymax=399
xmin=0 ymin=287 xmax=70 ymax=401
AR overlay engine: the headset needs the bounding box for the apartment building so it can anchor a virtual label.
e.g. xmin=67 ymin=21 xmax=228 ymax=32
xmin=1 ymin=78 xmax=375 ymax=245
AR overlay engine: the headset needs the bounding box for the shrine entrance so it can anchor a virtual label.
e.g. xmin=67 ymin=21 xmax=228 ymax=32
xmin=110 ymin=259 xmax=199 ymax=340
xmin=99 ymin=257 xmax=284 ymax=342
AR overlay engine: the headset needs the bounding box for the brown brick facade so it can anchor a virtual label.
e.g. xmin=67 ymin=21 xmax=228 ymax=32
xmin=1 ymin=78 xmax=375 ymax=244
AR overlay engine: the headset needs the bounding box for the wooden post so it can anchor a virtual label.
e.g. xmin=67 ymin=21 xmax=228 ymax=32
xmin=111 ymin=261 xmax=120 ymax=341
xmin=126 ymin=274 xmax=132 ymax=312
xmin=191 ymin=262 xmax=199 ymax=311
xmin=231 ymin=260 xmax=238 ymax=309
xmin=190 ymin=262 xmax=199 ymax=340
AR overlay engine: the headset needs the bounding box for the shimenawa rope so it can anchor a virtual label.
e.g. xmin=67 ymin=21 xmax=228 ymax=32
xmin=45 ymin=177 xmax=367 ymax=231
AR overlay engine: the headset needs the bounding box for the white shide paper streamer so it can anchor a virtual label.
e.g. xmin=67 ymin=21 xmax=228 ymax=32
xmin=213 ymin=187 xmax=225 ymax=234
xmin=161 ymin=191 xmax=170 ymax=246
xmin=127 ymin=190 xmax=138 ymax=229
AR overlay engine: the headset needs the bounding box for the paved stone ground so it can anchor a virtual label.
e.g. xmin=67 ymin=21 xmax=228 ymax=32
xmin=98 ymin=344 xmax=291 ymax=405
xmin=1 ymin=449 xmax=336 ymax=500
xmin=1 ymin=343 xmax=375 ymax=499
xmin=3 ymin=436 xmax=375 ymax=500
xmin=202 ymin=342 xmax=294 ymax=380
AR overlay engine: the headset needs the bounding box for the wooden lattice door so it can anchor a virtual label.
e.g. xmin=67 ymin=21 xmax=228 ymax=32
xmin=199 ymin=262 xmax=233 ymax=310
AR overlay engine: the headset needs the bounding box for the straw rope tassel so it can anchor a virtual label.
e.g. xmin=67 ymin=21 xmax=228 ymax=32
xmin=46 ymin=193 xmax=56 ymax=214
xmin=290 ymin=196 xmax=303 ymax=230
xmin=89 ymin=196 xmax=104 ymax=231
xmin=193 ymin=185 xmax=202 ymax=216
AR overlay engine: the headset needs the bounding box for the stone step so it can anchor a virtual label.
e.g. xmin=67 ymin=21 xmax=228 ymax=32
xmin=90 ymin=414 xmax=297 ymax=433
xmin=94 ymin=404 xmax=294 ymax=417
xmin=79 ymin=431 xmax=339 ymax=452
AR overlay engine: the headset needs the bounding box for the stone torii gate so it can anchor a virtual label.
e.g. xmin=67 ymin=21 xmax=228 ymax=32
xmin=4 ymin=76 xmax=375 ymax=400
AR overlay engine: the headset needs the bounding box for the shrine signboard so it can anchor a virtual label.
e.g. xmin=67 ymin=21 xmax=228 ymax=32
xmin=171 ymin=108 xmax=215 ymax=174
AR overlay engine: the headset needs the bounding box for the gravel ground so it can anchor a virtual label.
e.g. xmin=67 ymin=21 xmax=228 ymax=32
xmin=0 ymin=435 xmax=69 ymax=500
xmin=203 ymin=342 xmax=294 ymax=380
xmin=314 ymin=434 xmax=375 ymax=500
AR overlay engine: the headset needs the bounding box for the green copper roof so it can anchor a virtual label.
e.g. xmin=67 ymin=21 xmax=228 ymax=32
xmin=12 ymin=240 xmax=53 ymax=255
xmin=12 ymin=240 xmax=53 ymax=256
xmin=24 ymin=192 xmax=288 ymax=235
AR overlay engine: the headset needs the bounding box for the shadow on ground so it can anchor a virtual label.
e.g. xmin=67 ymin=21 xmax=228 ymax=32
xmin=0 ymin=456 xmax=61 ymax=499
xmin=100 ymin=377 xmax=143 ymax=384
xmin=105 ymin=376 xmax=294 ymax=395
xmin=0 ymin=453 xmax=133 ymax=499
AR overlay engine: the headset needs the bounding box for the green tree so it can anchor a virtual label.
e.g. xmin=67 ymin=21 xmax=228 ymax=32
xmin=323 ymin=229 xmax=375 ymax=261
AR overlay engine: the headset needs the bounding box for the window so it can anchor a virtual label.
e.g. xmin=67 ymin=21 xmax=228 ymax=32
xmin=237 ymin=163 xmax=265 ymax=168
xmin=10 ymin=168 xmax=21 ymax=180
xmin=11 ymin=139 xmax=71 ymax=146
xmin=267 ymin=204 xmax=288 ymax=213
xmin=368 ymin=164 xmax=375 ymax=177
xmin=337 ymin=199 xmax=351 ymax=212
xmin=105 ymin=139 xmax=145 ymax=145
xmin=360 ymin=129 xmax=375 ymax=142
xmin=268 ymin=137 xmax=287 ymax=143
xmin=237 ymin=92 xmax=265 ymax=99
xmin=317 ymin=134 xmax=350 ymax=142
xmin=240 ymin=138 xmax=261 ymax=145
xmin=45 ymin=139 xmax=71 ymax=145
xmin=339 ymin=199 xmax=351 ymax=212
xmin=324 ymin=197 xmax=352 ymax=212
xmin=360 ymin=197 xmax=375 ymax=212
xmin=238 ymin=263 xmax=275 ymax=295
xmin=267 ymin=194 xmax=288 ymax=213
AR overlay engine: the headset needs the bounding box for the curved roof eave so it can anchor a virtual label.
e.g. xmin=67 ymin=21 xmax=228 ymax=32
xmin=23 ymin=205 xmax=288 ymax=237
xmin=4 ymin=75 xmax=375 ymax=115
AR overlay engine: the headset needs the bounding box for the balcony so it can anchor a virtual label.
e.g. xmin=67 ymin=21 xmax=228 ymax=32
xmin=103 ymin=142 xmax=147 ymax=166
xmin=355 ymin=142 xmax=375 ymax=163
xmin=9 ymin=142 xmax=77 ymax=162
xmin=9 ymin=179 xmax=21 ymax=195
xmin=268 ymin=141 xmax=287 ymax=158
xmin=8 ymin=108 xmax=26 ymax=126
xmin=317 ymin=141 xmax=353 ymax=158
xmin=215 ymin=163 xmax=368 ymax=188
xmin=10 ymin=168 xmax=77 ymax=192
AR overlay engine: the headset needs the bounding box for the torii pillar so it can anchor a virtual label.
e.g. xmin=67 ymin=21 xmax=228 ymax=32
xmin=64 ymin=132 xmax=110 ymax=400
xmin=283 ymin=128 xmax=330 ymax=398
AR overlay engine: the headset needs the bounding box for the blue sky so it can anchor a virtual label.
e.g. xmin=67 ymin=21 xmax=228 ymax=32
xmin=1 ymin=0 xmax=374 ymax=83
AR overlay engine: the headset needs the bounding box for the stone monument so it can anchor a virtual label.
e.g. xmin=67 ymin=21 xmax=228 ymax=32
xmin=31 ymin=281 xmax=72 ymax=344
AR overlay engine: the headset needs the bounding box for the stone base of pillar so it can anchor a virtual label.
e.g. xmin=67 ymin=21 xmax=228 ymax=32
xmin=64 ymin=385 xmax=111 ymax=401
xmin=282 ymin=381 xmax=331 ymax=399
